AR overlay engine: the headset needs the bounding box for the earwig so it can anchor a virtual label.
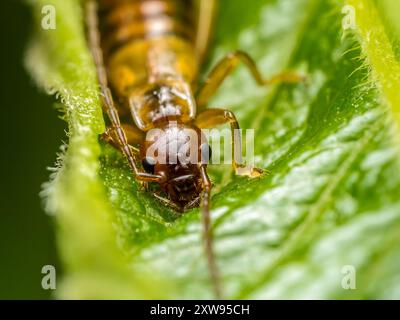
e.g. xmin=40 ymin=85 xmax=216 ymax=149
xmin=85 ymin=0 xmax=303 ymax=298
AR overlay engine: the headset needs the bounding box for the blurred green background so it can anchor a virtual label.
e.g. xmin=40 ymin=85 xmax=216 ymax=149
xmin=0 ymin=0 xmax=63 ymax=299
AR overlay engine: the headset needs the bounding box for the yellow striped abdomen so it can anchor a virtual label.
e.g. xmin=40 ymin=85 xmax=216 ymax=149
xmin=98 ymin=0 xmax=198 ymax=99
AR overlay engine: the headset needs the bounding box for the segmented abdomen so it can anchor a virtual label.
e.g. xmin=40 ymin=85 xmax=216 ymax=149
xmin=99 ymin=0 xmax=195 ymax=56
xmin=98 ymin=0 xmax=198 ymax=98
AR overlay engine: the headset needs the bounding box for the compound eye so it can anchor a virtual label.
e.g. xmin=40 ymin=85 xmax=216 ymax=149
xmin=200 ymin=143 xmax=212 ymax=164
xmin=142 ymin=157 xmax=156 ymax=173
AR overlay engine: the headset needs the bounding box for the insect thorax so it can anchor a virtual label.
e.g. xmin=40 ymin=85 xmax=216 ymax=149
xmin=129 ymin=80 xmax=196 ymax=131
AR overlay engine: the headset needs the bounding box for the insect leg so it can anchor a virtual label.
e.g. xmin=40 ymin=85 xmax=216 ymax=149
xmin=102 ymin=124 xmax=144 ymax=147
xmin=86 ymin=1 xmax=135 ymax=169
xmin=195 ymin=109 xmax=263 ymax=177
xmin=196 ymin=50 xmax=304 ymax=108
xmin=153 ymin=193 xmax=184 ymax=212
xmin=101 ymin=126 xmax=119 ymax=149
xmin=183 ymin=196 xmax=201 ymax=211
xmin=86 ymin=1 xmax=161 ymax=183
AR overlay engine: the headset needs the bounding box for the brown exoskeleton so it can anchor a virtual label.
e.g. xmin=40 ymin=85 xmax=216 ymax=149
xmin=86 ymin=0 xmax=302 ymax=298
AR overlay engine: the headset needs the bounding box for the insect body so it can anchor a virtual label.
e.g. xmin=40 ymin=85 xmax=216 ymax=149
xmin=86 ymin=0 xmax=302 ymax=298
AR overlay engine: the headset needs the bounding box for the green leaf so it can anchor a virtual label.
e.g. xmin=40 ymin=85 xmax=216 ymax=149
xmin=27 ymin=0 xmax=400 ymax=299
